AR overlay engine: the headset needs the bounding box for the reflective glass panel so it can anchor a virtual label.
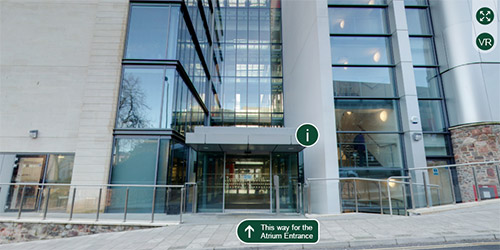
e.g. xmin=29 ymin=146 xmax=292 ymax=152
xmin=117 ymin=67 xmax=164 ymax=129
xmin=329 ymin=0 xmax=387 ymax=4
xmin=337 ymin=133 xmax=403 ymax=168
xmin=45 ymin=154 xmax=74 ymax=183
xmin=329 ymin=8 xmax=388 ymax=34
xmin=414 ymin=67 xmax=440 ymax=98
xmin=196 ymin=152 xmax=224 ymax=212
xmin=333 ymin=67 xmax=395 ymax=97
xmin=410 ymin=37 xmax=436 ymax=65
xmin=406 ymin=8 xmax=431 ymax=35
xmin=111 ymin=138 xmax=158 ymax=185
xmin=335 ymin=99 xmax=399 ymax=131
xmin=404 ymin=0 xmax=427 ymax=6
xmin=331 ymin=37 xmax=392 ymax=65
xmin=125 ymin=5 xmax=176 ymax=59
xmin=423 ymin=134 xmax=449 ymax=156
xmin=419 ymin=100 xmax=446 ymax=132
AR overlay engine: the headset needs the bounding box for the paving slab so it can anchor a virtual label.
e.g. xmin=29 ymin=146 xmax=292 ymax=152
xmin=0 ymin=199 xmax=498 ymax=249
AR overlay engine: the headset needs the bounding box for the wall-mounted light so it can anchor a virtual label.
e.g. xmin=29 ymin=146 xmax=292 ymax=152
xmin=412 ymin=132 xmax=423 ymax=141
xmin=346 ymin=111 xmax=352 ymax=115
xmin=368 ymin=0 xmax=375 ymax=5
xmin=411 ymin=116 xmax=419 ymax=124
xmin=339 ymin=19 xmax=345 ymax=29
xmin=29 ymin=130 xmax=38 ymax=139
xmin=379 ymin=110 xmax=388 ymax=122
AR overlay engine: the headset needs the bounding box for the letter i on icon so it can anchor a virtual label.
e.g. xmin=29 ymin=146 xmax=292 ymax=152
xmin=306 ymin=129 xmax=309 ymax=142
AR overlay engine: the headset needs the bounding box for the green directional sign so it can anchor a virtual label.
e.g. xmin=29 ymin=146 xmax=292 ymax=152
xmin=236 ymin=219 xmax=320 ymax=244
xmin=296 ymin=123 xmax=320 ymax=147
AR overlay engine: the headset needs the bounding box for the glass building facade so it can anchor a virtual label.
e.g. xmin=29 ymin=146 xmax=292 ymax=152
xmin=329 ymin=0 xmax=404 ymax=178
xmin=109 ymin=0 xmax=291 ymax=213
xmin=107 ymin=0 xmax=455 ymax=213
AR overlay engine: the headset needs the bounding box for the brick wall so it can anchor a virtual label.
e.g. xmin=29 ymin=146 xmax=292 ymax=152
xmin=450 ymin=123 xmax=500 ymax=202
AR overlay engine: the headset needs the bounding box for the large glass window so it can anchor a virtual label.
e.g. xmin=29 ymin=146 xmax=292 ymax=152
xmin=329 ymin=3 xmax=403 ymax=178
xmin=214 ymin=1 xmax=284 ymax=127
xmin=335 ymin=100 xmax=399 ymax=132
xmin=331 ymin=37 xmax=392 ymax=65
xmin=414 ymin=67 xmax=440 ymax=98
xmin=418 ymin=100 xmax=446 ymax=132
xmin=337 ymin=133 xmax=403 ymax=169
xmin=116 ymin=67 xmax=205 ymax=134
xmin=423 ymin=134 xmax=449 ymax=156
xmin=333 ymin=67 xmax=395 ymax=97
xmin=410 ymin=37 xmax=436 ymax=65
xmin=108 ymin=137 xmax=188 ymax=212
xmin=329 ymin=8 xmax=388 ymax=34
xmin=406 ymin=2 xmax=454 ymax=164
xmin=125 ymin=5 xmax=180 ymax=59
xmin=329 ymin=0 xmax=387 ymax=4
xmin=406 ymin=8 xmax=431 ymax=35
xmin=117 ymin=67 xmax=166 ymax=129
xmin=2 ymin=154 xmax=75 ymax=212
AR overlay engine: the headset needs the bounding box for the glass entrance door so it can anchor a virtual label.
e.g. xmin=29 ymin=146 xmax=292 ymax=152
xmin=224 ymin=155 xmax=271 ymax=210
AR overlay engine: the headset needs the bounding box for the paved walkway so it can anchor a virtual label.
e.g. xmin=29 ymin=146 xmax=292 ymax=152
xmin=1 ymin=200 xmax=499 ymax=250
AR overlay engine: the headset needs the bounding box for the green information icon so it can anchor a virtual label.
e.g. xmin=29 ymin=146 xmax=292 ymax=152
xmin=476 ymin=33 xmax=495 ymax=51
xmin=476 ymin=7 xmax=494 ymax=25
xmin=296 ymin=123 xmax=319 ymax=147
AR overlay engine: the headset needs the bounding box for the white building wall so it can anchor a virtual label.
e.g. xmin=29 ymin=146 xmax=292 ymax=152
xmin=0 ymin=0 xmax=128 ymax=198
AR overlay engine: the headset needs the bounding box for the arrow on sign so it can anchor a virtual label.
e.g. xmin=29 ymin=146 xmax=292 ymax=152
xmin=245 ymin=225 xmax=254 ymax=238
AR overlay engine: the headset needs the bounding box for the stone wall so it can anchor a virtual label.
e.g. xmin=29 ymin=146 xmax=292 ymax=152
xmin=0 ymin=222 xmax=153 ymax=244
xmin=450 ymin=123 xmax=500 ymax=202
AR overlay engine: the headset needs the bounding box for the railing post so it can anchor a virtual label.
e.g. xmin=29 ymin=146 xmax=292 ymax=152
xmin=274 ymin=175 xmax=280 ymax=215
xmin=402 ymin=183 xmax=407 ymax=216
xmin=353 ymin=180 xmax=358 ymax=213
xmin=17 ymin=185 xmax=26 ymax=219
xmin=43 ymin=187 xmax=51 ymax=220
xmin=179 ymin=187 xmax=185 ymax=224
xmin=472 ymin=167 xmax=481 ymax=201
xmin=338 ymin=181 xmax=343 ymax=213
xmin=123 ymin=188 xmax=129 ymax=222
xmin=151 ymin=187 xmax=157 ymax=223
xmin=69 ymin=187 xmax=76 ymax=221
xmin=423 ymin=172 xmax=430 ymax=207
xmin=387 ymin=179 xmax=393 ymax=216
xmin=193 ymin=184 xmax=197 ymax=214
xmin=295 ymin=182 xmax=300 ymax=213
xmin=307 ymin=183 xmax=311 ymax=214
xmin=437 ymin=187 xmax=441 ymax=205
xmin=495 ymin=166 xmax=500 ymax=196
xmin=96 ymin=187 xmax=102 ymax=221
xmin=409 ymin=177 xmax=415 ymax=209
xmin=378 ymin=182 xmax=383 ymax=214
xmin=448 ymin=167 xmax=456 ymax=204
xmin=496 ymin=166 xmax=500 ymax=193
xmin=166 ymin=188 xmax=171 ymax=214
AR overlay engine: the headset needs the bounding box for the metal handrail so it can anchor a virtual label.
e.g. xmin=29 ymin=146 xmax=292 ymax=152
xmin=410 ymin=160 xmax=500 ymax=171
xmin=0 ymin=182 xmax=187 ymax=224
xmin=304 ymin=176 xmax=443 ymax=216
xmin=0 ymin=183 xmax=184 ymax=188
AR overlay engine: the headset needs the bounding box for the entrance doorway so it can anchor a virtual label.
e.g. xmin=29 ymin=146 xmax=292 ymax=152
xmin=195 ymin=151 xmax=301 ymax=213
xmin=224 ymin=155 xmax=270 ymax=210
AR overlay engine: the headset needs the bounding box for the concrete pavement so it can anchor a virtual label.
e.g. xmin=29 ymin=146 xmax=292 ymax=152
xmin=0 ymin=199 xmax=499 ymax=249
